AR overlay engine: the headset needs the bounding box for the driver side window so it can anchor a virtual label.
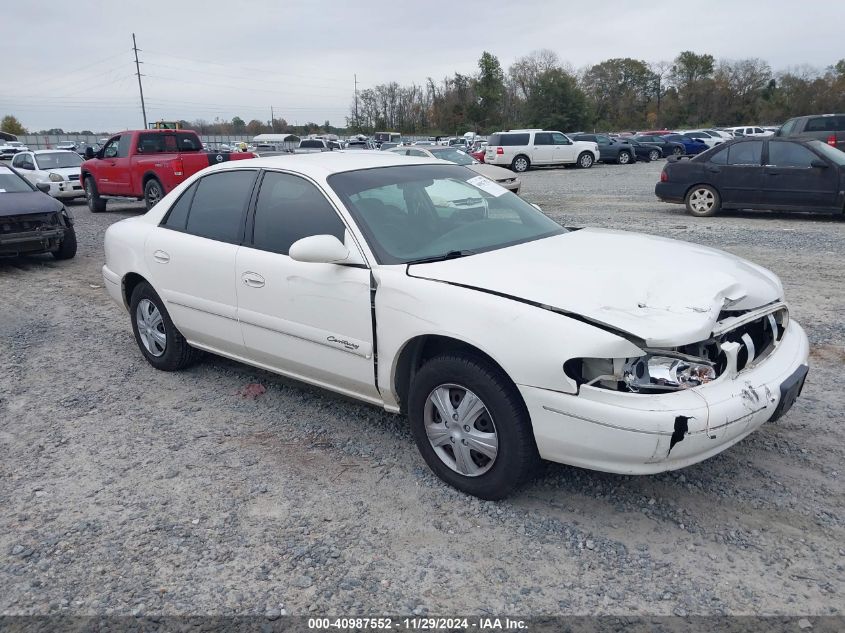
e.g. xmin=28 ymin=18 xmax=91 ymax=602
xmin=103 ymin=137 xmax=120 ymax=158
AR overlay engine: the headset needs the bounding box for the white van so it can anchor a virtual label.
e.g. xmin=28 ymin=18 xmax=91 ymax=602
xmin=485 ymin=130 xmax=599 ymax=172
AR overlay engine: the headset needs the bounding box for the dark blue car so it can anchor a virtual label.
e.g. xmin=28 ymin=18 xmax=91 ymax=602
xmin=0 ymin=164 xmax=77 ymax=259
xmin=661 ymin=134 xmax=708 ymax=155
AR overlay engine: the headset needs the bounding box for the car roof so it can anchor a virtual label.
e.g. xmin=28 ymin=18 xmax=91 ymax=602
xmin=206 ymin=151 xmax=446 ymax=179
xmin=32 ymin=149 xmax=79 ymax=154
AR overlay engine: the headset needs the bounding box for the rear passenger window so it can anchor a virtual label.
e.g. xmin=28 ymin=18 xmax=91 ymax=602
xmin=162 ymin=182 xmax=197 ymax=230
xmin=805 ymin=117 xmax=831 ymax=132
xmin=533 ymin=133 xmax=552 ymax=145
xmin=499 ymin=133 xmax=530 ymax=146
xmin=768 ymin=142 xmax=818 ymax=168
xmin=185 ymin=170 xmax=256 ymax=244
xmin=727 ymin=141 xmax=763 ymax=165
xmin=251 ymin=172 xmax=345 ymax=255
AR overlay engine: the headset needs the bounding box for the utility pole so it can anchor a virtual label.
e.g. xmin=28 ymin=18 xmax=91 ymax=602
xmin=270 ymin=105 xmax=274 ymax=132
xmin=354 ymin=74 xmax=359 ymax=130
xmin=132 ymin=33 xmax=147 ymax=129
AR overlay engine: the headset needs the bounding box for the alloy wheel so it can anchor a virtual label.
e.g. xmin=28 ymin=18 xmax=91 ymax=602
xmin=424 ymin=384 xmax=499 ymax=477
xmin=136 ymin=298 xmax=167 ymax=357
xmin=689 ymin=188 xmax=716 ymax=214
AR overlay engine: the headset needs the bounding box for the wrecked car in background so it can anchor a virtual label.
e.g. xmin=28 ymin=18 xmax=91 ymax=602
xmin=0 ymin=164 xmax=77 ymax=259
xmin=102 ymin=153 xmax=810 ymax=500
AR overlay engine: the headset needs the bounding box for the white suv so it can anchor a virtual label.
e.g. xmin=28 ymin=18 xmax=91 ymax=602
xmin=485 ymin=130 xmax=599 ymax=172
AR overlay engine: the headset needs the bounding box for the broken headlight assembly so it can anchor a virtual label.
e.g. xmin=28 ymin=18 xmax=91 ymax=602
xmin=565 ymin=350 xmax=717 ymax=394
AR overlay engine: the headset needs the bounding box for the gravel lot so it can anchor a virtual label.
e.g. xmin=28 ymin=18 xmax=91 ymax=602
xmin=1 ymin=159 xmax=843 ymax=617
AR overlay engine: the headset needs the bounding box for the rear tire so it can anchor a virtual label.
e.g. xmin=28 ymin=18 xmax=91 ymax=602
xmin=511 ymin=155 xmax=530 ymax=173
xmin=143 ymin=178 xmax=164 ymax=210
xmin=685 ymin=184 xmax=721 ymax=217
xmin=672 ymin=146 xmax=684 ymax=156
xmin=129 ymin=281 xmax=201 ymax=371
xmin=84 ymin=177 xmax=106 ymax=213
xmin=577 ymin=152 xmax=594 ymax=169
xmin=52 ymin=226 xmax=77 ymax=260
xmin=408 ymin=354 xmax=540 ymax=500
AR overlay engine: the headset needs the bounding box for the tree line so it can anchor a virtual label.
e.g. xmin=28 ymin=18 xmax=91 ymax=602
xmin=345 ymin=50 xmax=845 ymax=134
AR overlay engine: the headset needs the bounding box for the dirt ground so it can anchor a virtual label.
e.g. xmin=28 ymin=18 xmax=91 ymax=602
xmin=1 ymin=160 xmax=843 ymax=617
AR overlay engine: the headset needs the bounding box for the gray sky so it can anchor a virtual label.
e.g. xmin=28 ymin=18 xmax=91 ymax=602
xmin=4 ymin=0 xmax=843 ymax=132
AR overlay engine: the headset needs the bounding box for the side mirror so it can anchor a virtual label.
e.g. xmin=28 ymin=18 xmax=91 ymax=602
xmin=19 ymin=163 xmax=34 ymax=170
xmin=810 ymin=159 xmax=829 ymax=169
xmin=289 ymin=234 xmax=361 ymax=265
xmin=36 ymin=182 xmax=51 ymax=194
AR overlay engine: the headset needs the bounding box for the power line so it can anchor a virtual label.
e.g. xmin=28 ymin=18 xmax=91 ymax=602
xmin=133 ymin=33 xmax=147 ymax=128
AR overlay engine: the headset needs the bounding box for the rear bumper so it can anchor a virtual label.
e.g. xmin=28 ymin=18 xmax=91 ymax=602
xmin=102 ymin=264 xmax=124 ymax=308
xmin=655 ymin=182 xmax=686 ymax=203
xmin=519 ymin=319 xmax=809 ymax=475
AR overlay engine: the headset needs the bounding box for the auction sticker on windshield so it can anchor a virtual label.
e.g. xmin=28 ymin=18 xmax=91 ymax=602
xmin=467 ymin=174 xmax=508 ymax=197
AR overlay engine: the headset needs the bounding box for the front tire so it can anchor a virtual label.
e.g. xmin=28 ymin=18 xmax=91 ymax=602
xmin=408 ymin=354 xmax=540 ymax=500
xmin=577 ymin=152 xmax=594 ymax=169
xmin=52 ymin=226 xmax=77 ymax=260
xmin=511 ymin=155 xmax=530 ymax=173
xmin=685 ymin=184 xmax=721 ymax=217
xmin=648 ymin=149 xmax=661 ymax=162
xmin=129 ymin=282 xmax=200 ymax=371
xmin=672 ymin=146 xmax=684 ymax=156
xmin=84 ymin=177 xmax=106 ymax=213
xmin=143 ymin=178 xmax=164 ymax=210
xmin=617 ymin=150 xmax=631 ymax=165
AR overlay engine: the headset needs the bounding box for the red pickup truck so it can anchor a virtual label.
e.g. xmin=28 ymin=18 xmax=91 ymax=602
xmin=80 ymin=129 xmax=255 ymax=212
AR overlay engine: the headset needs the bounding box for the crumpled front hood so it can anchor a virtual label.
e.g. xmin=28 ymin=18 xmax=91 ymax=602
xmin=408 ymin=228 xmax=783 ymax=347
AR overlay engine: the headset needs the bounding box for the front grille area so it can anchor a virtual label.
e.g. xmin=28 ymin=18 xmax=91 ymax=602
xmin=68 ymin=174 xmax=80 ymax=181
xmin=0 ymin=212 xmax=61 ymax=235
xmin=678 ymin=306 xmax=788 ymax=374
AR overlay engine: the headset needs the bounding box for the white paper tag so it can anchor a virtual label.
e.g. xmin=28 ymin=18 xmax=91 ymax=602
xmin=466 ymin=174 xmax=508 ymax=197
xmin=0 ymin=189 xmax=6 ymax=193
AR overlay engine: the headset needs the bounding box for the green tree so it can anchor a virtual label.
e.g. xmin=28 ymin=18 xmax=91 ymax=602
xmin=581 ymin=58 xmax=656 ymax=129
xmin=474 ymin=51 xmax=505 ymax=129
xmin=525 ymin=68 xmax=590 ymax=131
xmin=2 ymin=115 xmax=27 ymax=135
xmin=231 ymin=116 xmax=246 ymax=133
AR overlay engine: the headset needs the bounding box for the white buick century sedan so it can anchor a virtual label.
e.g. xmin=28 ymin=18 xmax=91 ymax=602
xmin=103 ymin=152 xmax=809 ymax=499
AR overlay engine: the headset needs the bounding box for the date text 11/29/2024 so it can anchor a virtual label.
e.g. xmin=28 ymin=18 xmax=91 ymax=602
xmin=307 ymin=617 xmax=527 ymax=630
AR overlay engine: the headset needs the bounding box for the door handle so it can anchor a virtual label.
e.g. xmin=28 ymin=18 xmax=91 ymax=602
xmin=706 ymin=167 xmax=721 ymax=173
xmin=153 ymin=250 xmax=170 ymax=263
xmin=241 ymin=272 xmax=265 ymax=288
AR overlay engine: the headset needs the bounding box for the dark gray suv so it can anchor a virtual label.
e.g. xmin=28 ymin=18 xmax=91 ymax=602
xmin=776 ymin=114 xmax=845 ymax=153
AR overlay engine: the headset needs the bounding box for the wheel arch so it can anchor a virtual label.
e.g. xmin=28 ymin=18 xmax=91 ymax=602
xmin=392 ymin=334 xmax=525 ymax=416
xmin=142 ymin=171 xmax=163 ymax=189
xmin=122 ymin=272 xmax=150 ymax=310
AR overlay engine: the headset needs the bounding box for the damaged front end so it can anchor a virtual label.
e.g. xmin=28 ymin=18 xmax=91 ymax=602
xmin=566 ymin=302 xmax=789 ymax=394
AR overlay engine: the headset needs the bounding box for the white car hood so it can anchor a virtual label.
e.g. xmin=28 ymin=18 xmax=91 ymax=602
xmin=407 ymin=228 xmax=783 ymax=347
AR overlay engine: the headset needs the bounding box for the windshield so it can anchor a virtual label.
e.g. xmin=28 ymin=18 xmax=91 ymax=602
xmin=35 ymin=152 xmax=83 ymax=169
xmin=0 ymin=167 xmax=35 ymax=193
xmin=428 ymin=148 xmax=474 ymax=165
xmin=328 ymin=164 xmax=564 ymax=265
xmin=810 ymin=140 xmax=845 ymax=166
